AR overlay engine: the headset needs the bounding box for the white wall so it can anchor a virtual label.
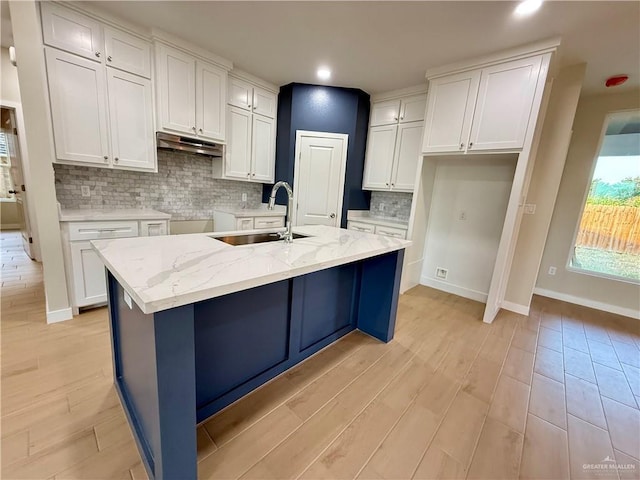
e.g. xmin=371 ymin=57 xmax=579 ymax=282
xmin=1 ymin=47 xmax=21 ymax=102
xmin=420 ymin=154 xmax=517 ymax=302
xmin=504 ymin=64 xmax=586 ymax=312
xmin=535 ymin=88 xmax=640 ymax=319
xmin=9 ymin=0 xmax=71 ymax=321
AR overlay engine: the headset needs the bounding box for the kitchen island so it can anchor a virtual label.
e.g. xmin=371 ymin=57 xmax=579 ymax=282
xmin=92 ymin=225 xmax=410 ymax=479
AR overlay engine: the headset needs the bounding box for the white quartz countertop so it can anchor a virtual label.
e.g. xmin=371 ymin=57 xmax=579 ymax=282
xmin=347 ymin=211 xmax=409 ymax=229
xmin=59 ymin=208 xmax=171 ymax=222
xmin=91 ymin=225 xmax=411 ymax=314
xmin=213 ymin=205 xmax=286 ymax=217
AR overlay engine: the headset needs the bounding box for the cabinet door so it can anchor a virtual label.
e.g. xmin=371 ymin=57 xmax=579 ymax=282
xmin=45 ymin=48 xmax=110 ymax=165
xmin=236 ymin=218 xmax=254 ymax=231
xmin=228 ymin=77 xmax=252 ymax=110
xmin=251 ymin=114 xmax=276 ymax=183
xmin=252 ymin=87 xmax=277 ymax=119
xmin=399 ymin=94 xmax=427 ymax=123
xmin=41 ymin=3 xmax=102 ymax=61
xmin=70 ymin=241 xmax=107 ymax=307
xmin=370 ymin=99 xmax=401 ymax=126
xmin=107 ymin=69 xmax=155 ymax=171
xmin=226 ymin=106 xmax=252 ymax=180
xmin=362 ymin=125 xmax=397 ymax=190
xmin=104 ymin=27 xmax=151 ymax=78
xmin=422 ymin=70 xmax=480 ymax=154
xmin=468 ymin=56 xmax=543 ymax=151
xmin=140 ymin=220 xmax=168 ymax=236
xmin=391 ymin=121 xmax=423 ymax=192
xmin=196 ymin=61 xmax=227 ymax=142
xmin=156 ymin=45 xmax=196 ymax=135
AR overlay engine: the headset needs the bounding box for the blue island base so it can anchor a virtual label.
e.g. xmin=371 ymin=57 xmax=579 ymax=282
xmin=107 ymin=250 xmax=404 ymax=479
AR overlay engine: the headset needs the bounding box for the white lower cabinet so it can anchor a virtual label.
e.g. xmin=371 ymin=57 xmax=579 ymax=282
xmin=347 ymin=219 xmax=407 ymax=239
xmin=214 ymin=211 xmax=285 ymax=232
xmin=62 ymin=217 xmax=169 ymax=312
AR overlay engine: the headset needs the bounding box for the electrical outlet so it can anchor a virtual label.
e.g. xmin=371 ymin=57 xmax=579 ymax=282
xmin=241 ymin=193 xmax=247 ymax=202
xmin=524 ymin=204 xmax=536 ymax=215
xmin=458 ymin=211 xmax=466 ymax=221
xmin=435 ymin=267 xmax=448 ymax=279
xmin=379 ymin=203 xmax=385 ymax=212
xmin=548 ymin=266 xmax=557 ymax=275
xmin=81 ymin=186 xmax=90 ymax=197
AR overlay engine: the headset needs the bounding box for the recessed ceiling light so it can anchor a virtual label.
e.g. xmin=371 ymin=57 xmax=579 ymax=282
xmin=515 ymin=0 xmax=542 ymax=16
xmin=317 ymin=67 xmax=331 ymax=81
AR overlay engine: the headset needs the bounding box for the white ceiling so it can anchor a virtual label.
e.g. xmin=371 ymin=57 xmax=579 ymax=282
xmin=3 ymin=1 xmax=640 ymax=96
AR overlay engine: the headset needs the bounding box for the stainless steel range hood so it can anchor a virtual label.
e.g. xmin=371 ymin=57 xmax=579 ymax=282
xmin=156 ymin=132 xmax=224 ymax=158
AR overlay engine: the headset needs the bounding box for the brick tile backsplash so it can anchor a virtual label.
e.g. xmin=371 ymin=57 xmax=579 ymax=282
xmin=54 ymin=150 xmax=264 ymax=220
xmin=369 ymin=191 xmax=413 ymax=222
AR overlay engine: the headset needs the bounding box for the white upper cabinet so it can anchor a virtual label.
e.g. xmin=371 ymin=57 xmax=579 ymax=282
xmin=251 ymin=114 xmax=276 ymax=183
xmin=45 ymin=48 xmax=110 ymax=166
xmin=196 ymin=61 xmax=227 ymax=141
xmin=228 ymin=77 xmax=277 ymax=119
xmin=370 ymin=99 xmax=401 ymax=126
xmin=362 ymin=125 xmax=397 ymax=190
xmin=399 ymin=94 xmax=427 ymax=123
xmin=422 ymin=55 xmax=545 ymax=154
xmin=41 ymin=3 xmax=102 ymax=61
xmin=468 ymin=56 xmax=543 ymax=151
xmin=422 ymin=71 xmax=480 ymax=154
xmin=391 ymin=121 xmax=424 ymax=191
xmin=107 ymin=69 xmax=155 ymax=170
xmin=216 ymin=73 xmax=277 ymax=183
xmin=104 ymin=27 xmax=151 ymax=78
xmin=363 ymin=90 xmax=426 ymax=192
xmin=225 ymin=106 xmax=252 ymax=180
xmin=156 ymin=44 xmax=228 ymax=142
xmin=156 ymin=45 xmax=196 ymax=136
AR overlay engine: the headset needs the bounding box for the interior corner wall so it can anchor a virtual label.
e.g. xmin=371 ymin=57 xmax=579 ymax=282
xmin=9 ymin=0 xmax=71 ymax=320
xmin=504 ymin=63 xmax=586 ymax=311
xmin=420 ymin=154 xmax=517 ymax=302
xmin=262 ymin=83 xmax=371 ymax=227
xmin=534 ymin=88 xmax=640 ymax=318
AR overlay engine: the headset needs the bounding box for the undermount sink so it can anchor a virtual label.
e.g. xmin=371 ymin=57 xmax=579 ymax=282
xmin=212 ymin=232 xmax=309 ymax=246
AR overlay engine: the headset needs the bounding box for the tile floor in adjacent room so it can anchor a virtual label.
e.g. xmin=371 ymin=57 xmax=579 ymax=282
xmin=1 ymin=230 xmax=639 ymax=479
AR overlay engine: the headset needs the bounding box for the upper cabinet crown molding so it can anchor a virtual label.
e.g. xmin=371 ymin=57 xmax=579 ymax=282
xmin=370 ymin=84 xmax=427 ymax=102
xmin=229 ymin=69 xmax=278 ymax=94
xmin=424 ymin=37 xmax=561 ymax=80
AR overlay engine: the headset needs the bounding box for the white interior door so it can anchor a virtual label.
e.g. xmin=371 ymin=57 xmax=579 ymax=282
xmin=293 ymin=131 xmax=348 ymax=227
xmin=1 ymin=107 xmax=34 ymax=259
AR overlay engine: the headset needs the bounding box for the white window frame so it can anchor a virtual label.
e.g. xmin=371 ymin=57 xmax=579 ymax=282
xmin=565 ymin=108 xmax=640 ymax=285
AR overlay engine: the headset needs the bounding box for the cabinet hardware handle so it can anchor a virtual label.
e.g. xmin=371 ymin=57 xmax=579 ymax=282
xmin=114 ymin=157 xmax=119 ymax=163
xmin=385 ymin=183 xmax=389 ymax=186
xmin=247 ymin=104 xmax=252 ymax=109
xmin=199 ymin=128 xmax=203 ymax=133
xmin=329 ymin=213 xmax=336 ymax=219
xmin=460 ymin=143 xmax=464 ymax=150
xmin=252 ymin=173 xmax=256 ymax=177
xmin=400 ymin=116 xmax=404 ymax=120
xmin=394 ymin=116 xmax=398 ymax=121
xmin=103 ymin=155 xmax=108 ymax=160
xmin=107 ymin=56 xmax=112 ymax=62
xmin=247 ymin=173 xmax=251 ymax=177
xmin=469 ymin=142 xmax=473 ymax=148
xmin=192 ymin=126 xmax=196 ymax=131
xmin=95 ymin=52 xmax=101 ymax=58
xmin=391 ymin=183 xmax=395 ymax=187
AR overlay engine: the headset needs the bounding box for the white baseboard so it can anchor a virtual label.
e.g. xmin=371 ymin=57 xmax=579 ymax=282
xmin=46 ymin=307 xmax=73 ymax=323
xmin=533 ymin=287 xmax=640 ymax=320
xmin=0 ymin=224 xmax=21 ymax=230
xmin=420 ymin=276 xmax=488 ymax=303
xmin=502 ymin=300 xmax=530 ymax=316
xmin=400 ymin=259 xmax=423 ymax=293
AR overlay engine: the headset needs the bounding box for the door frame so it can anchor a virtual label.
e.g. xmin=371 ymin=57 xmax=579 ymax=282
xmin=1 ymin=99 xmax=40 ymax=261
xmin=292 ymin=130 xmax=349 ymax=227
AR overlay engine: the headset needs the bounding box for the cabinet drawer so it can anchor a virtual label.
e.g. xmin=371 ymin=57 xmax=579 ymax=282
xmin=236 ymin=218 xmax=254 ymax=231
xmin=254 ymin=216 xmax=284 ymax=229
xmin=68 ymin=221 xmax=139 ymax=241
xmin=374 ymin=225 xmax=407 ymax=239
xmin=347 ymin=221 xmax=375 ymax=233
xmin=140 ymin=220 xmax=168 ymax=236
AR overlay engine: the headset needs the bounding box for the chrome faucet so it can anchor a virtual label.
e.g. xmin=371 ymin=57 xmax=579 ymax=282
xmin=268 ymin=181 xmax=294 ymax=243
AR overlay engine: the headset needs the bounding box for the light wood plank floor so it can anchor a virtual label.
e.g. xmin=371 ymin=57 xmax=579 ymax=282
xmin=1 ymin=230 xmax=639 ymax=479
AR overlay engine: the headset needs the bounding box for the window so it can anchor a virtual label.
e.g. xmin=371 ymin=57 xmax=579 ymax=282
xmin=570 ymin=110 xmax=640 ymax=282
xmin=0 ymin=130 xmax=15 ymax=200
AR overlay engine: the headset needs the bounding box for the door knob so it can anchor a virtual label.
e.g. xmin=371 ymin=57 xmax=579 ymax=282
xmin=329 ymin=213 xmax=336 ymax=219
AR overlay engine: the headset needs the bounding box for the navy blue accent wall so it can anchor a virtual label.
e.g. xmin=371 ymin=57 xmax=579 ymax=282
xmin=262 ymin=83 xmax=371 ymax=227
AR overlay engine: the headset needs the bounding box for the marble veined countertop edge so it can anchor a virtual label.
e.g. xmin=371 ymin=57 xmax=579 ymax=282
xmin=59 ymin=208 xmax=171 ymax=222
xmin=91 ymin=225 xmax=411 ymax=315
